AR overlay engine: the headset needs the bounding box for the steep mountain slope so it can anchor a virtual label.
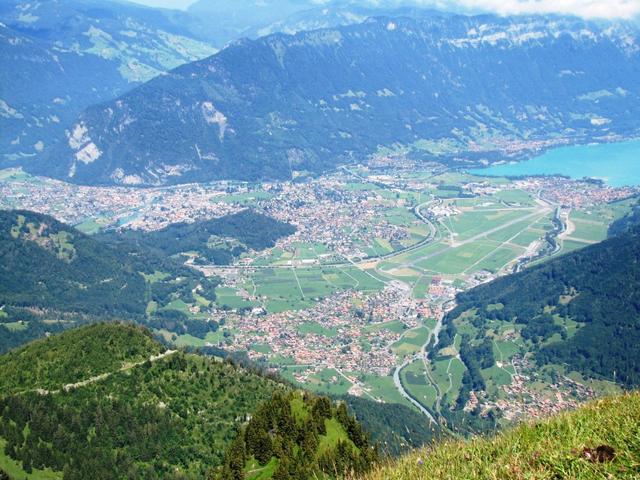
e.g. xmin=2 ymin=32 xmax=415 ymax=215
xmin=1 ymin=209 xmax=149 ymax=315
xmin=35 ymin=14 xmax=640 ymax=186
xmin=433 ymin=224 xmax=640 ymax=423
xmin=341 ymin=395 xmax=442 ymax=456
xmin=220 ymin=391 xmax=378 ymax=479
xmin=0 ymin=209 xmax=219 ymax=353
xmin=0 ymin=323 xmax=286 ymax=479
xmin=0 ymin=0 xmax=215 ymax=165
xmin=365 ymin=392 xmax=640 ymax=480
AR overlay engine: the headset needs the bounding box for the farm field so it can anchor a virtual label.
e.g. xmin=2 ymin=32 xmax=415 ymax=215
xmin=561 ymin=239 xmax=593 ymax=255
xmin=363 ymin=320 xmax=406 ymax=334
xmin=430 ymin=357 xmax=466 ymax=408
xmin=215 ymin=286 xmax=258 ymax=310
xmin=298 ymin=321 xmax=338 ymax=337
xmin=401 ymin=360 xmax=438 ymax=410
xmin=246 ymin=266 xmax=385 ymax=313
xmin=303 ymin=368 xmax=352 ymax=396
xmin=567 ymin=217 xmax=609 ymax=243
xmin=392 ymin=327 xmax=431 ymax=357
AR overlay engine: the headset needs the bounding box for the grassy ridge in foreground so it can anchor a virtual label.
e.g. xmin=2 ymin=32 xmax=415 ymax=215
xmin=0 ymin=322 xmax=162 ymax=394
xmin=0 ymin=323 xmax=285 ymax=478
xmin=364 ymin=393 xmax=640 ymax=479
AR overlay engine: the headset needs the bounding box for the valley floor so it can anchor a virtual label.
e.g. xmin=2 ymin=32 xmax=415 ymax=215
xmin=1 ymin=158 xmax=638 ymax=429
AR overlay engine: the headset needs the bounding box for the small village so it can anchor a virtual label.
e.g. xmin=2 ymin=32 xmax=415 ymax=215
xmin=476 ymin=356 xmax=599 ymax=422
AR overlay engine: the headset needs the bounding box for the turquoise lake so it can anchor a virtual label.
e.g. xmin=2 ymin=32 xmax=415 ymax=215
xmin=470 ymin=140 xmax=640 ymax=187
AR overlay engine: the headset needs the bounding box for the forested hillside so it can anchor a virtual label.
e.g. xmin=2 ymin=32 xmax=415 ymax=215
xmin=220 ymin=391 xmax=378 ymax=479
xmin=439 ymin=227 xmax=640 ymax=400
xmin=0 ymin=323 xmax=286 ymax=478
xmin=0 ymin=323 xmax=162 ymax=394
xmin=341 ymin=396 xmax=442 ymax=457
xmin=102 ymin=209 xmax=296 ymax=265
xmin=0 ymin=210 xmax=219 ymax=353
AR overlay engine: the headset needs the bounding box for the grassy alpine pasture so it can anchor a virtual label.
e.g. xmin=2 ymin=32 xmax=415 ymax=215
xmin=431 ymin=357 xmax=465 ymax=402
xmin=363 ymin=392 xmax=640 ymax=480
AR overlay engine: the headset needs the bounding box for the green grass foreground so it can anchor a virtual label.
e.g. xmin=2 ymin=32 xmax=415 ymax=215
xmin=363 ymin=392 xmax=640 ymax=479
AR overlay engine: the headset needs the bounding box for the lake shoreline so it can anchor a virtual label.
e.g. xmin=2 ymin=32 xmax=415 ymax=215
xmin=468 ymin=138 xmax=640 ymax=187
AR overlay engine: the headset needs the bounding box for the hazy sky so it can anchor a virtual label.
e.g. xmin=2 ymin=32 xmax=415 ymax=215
xmin=125 ymin=0 xmax=640 ymax=19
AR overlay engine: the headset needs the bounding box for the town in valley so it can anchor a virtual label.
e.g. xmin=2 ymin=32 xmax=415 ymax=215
xmin=1 ymin=156 xmax=634 ymax=425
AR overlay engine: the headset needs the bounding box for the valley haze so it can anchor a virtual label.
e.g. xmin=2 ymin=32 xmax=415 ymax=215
xmin=1 ymin=1 xmax=640 ymax=479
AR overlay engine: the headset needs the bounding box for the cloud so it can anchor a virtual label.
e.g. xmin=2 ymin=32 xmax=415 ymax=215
xmin=425 ymin=0 xmax=640 ymax=19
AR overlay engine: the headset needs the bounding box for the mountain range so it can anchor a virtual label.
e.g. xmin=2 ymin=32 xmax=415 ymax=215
xmin=0 ymin=0 xmax=216 ymax=166
xmin=184 ymin=0 xmax=456 ymax=44
xmin=30 ymin=13 xmax=640 ymax=186
xmin=0 ymin=0 xmax=466 ymax=168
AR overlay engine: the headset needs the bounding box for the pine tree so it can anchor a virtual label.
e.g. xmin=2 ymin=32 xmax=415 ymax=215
xmin=222 ymin=432 xmax=245 ymax=480
xmin=312 ymin=397 xmax=332 ymax=420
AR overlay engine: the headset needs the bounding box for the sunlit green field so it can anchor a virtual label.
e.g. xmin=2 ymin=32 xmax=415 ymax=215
xmin=401 ymin=359 xmax=437 ymax=409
